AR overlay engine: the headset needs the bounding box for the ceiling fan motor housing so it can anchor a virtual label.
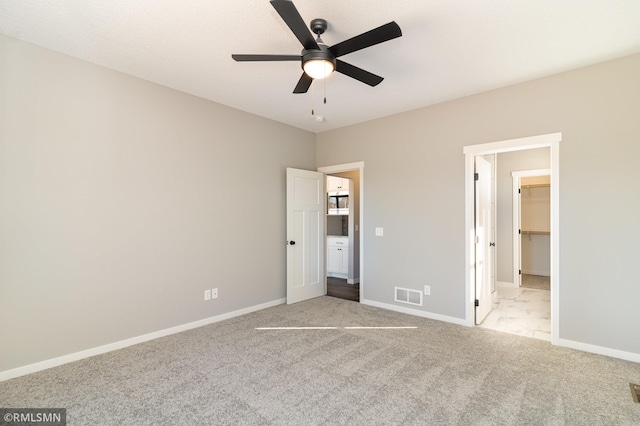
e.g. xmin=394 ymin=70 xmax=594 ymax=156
xmin=301 ymin=44 xmax=336 ymax=71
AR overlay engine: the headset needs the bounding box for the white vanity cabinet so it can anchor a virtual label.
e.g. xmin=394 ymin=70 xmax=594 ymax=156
xmin=326 ymin=236 xmax=349 ymax=277
xmin=326 ymin=176 xmax=348 ymax=191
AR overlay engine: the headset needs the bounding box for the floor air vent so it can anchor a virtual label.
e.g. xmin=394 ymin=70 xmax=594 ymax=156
xmin=631 ymin=383 xmax=640 ymax=403
xmin=395 ymin=287 xmax=423 ymax=306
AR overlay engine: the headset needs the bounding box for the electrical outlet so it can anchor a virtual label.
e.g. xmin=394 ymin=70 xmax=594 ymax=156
xmin=424 ymin=285 xmax=431 ymax=296
xmin=204 ymin=289 xmax=211 ymax=301
xmin=211 ymin=288 xmax=218 ymax=299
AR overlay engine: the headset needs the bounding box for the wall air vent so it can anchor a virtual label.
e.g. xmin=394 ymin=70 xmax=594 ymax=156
xmin=395 ymin=287 xmax=423 ymax=306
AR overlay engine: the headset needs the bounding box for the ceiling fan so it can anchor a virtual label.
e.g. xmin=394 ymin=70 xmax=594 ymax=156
xmin=232 ymin=0 xmax=402 ymax=94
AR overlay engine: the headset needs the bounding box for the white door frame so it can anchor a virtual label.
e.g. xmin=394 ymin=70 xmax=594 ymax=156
xmin=318 ymin=161 xmax=364 ymax=301
xmin=512 ymin=169 xmax=551 ymax=287
xmin=463 ymin=133 xmax=561 ymax=344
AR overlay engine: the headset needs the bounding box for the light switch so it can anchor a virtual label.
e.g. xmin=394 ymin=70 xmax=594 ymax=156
xmin=375 ymin=227 xmax=384 ymax=237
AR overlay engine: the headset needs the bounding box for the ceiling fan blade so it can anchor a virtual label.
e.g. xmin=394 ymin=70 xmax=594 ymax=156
xmin=329 ymin=21 xmax=402 ymax=58
xmin=232 ymin=54 xmax=301 ymax=61
xmin=270 ymin=0 xmax=319 ymax=51
xmin=335 ymin=60 xmax=384 ymax=87
xmin=293 ymin=73 xmax=313 ymax=93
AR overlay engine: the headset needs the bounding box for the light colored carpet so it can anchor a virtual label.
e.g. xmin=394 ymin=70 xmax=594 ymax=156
xmin=521 ymin=274 xmax=551 ymax=291
xmin=1 ymin=296 xmax=639 ymax=425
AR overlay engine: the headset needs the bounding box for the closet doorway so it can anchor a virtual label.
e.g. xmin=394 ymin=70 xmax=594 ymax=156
xmin=513 ymin=170 xmax=551 ymax=289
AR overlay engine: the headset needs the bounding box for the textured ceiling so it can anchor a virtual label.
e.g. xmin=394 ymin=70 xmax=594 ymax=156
xmin=2 ymin=1 xmax=640 ymax=133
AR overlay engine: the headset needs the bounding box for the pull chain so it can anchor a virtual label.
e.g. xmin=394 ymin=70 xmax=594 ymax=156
xmin=324 ymin=75 xmax=327 ymax=105
xmin=311 ymin=79 xmax=315 ymax=115
xmin=310 ymin=72 xmax=328 ymax=116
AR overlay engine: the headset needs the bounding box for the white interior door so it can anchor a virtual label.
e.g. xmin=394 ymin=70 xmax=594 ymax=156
xmin=475 ymin=156 xmax=492 ymax=324
xmin=516 ymin=179 xmax=522 ymax=287
xmin=286 ymin=168 xmax=325 ymax=304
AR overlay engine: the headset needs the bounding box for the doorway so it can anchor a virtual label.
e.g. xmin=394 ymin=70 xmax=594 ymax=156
xmin=513 ymin=170 xmax=551 ymax=289
xmin=464 ymin=133 xmax=561 ymax=344
xmin=480 ymin=167 xmax=551 ymax=340
xmin=326 ymin=173 xmax=357 ymax=302
xmin=318 ymin=162 xmax=364 ymax=303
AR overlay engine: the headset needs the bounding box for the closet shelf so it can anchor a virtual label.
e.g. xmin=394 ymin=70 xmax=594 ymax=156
xmin=521 ymin=230 xmax=550 ymax=235
xmin=521 ymin=183 xmax=550 ymax=189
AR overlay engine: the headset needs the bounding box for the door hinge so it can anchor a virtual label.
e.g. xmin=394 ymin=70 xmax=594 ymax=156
xmin=475 ymin=299 xmax=479 ymax=307
xmin=474 ymin=173 xmax=479 ymax=181
xmin=489 ymin=242 xmax=495 ymax=247
xmin=519 ymin=229 xmax=521 ymax=234
xmin=519 ymin=188 xmax=521 ymax=194
xmin=519 ymin=270 xmax=522 ymax=275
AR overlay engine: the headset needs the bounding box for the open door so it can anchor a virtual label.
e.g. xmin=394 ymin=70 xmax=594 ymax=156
xmin=286 ymin=168 xmax=325 ymax=304
xmin=475 ymin=156 xmax=492 ymax=324
xmin=516 ymin=177 xmax=522 ymax=287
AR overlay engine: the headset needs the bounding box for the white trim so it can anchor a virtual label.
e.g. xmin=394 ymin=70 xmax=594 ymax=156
xmin=361 ymin=299 xmax=467 ymax=326
xmin=463 ymin=133 xmax=562 ymax=155
xmin=511 ymin=169 xmax=551 ymax=178
xmin=327 ymin=273 xmax=347 ymax=279
xmin=557 ymin=338 xmax=640 ymax=364
xmin=0 ymin=298 xmax=286 ymax=382
xmin=491 ymin=155 xmax=497 ymax=294
xmin=318 ymin=162 xmax=364 ymax=302
xmin=512 ymin=169 xmax=551 ymax=287
xmin=463 ymin=133 xmax=562 ymax=344
xmin=550 ymin=139 xmax=560 ymax=343
xmin=347 ymin=278 xmax=360 ymax=285
xmin=522 ymin=269 xmax=551 ymax=277
xmin=464 ymin=151 xmax=476 ymax=326
xmin=512 ymin=174 xmax=520 ymax=287
xmin=318 ymin=161 xmax=364 ymax=174
xmin=364 ymin=299 xmax=640 ymax=363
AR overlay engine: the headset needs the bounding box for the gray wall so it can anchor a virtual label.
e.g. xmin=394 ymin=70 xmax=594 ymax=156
xmin=317 ymin=54 xmax=640 ymax=356
xmin=0 ymin=35 xmax=315 ymax=371
xmin=495 ymin=148 xmax=550 ymax=283
xmin=2 ymin=34 xmax=639 ymax=373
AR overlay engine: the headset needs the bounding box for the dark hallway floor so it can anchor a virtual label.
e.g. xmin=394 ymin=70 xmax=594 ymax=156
xmin=327 ymin=277 xmax=359 ymax=302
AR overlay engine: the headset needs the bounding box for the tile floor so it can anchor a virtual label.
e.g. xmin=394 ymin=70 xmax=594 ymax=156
xmin=478 ymin=277 xmax=551 ymax=341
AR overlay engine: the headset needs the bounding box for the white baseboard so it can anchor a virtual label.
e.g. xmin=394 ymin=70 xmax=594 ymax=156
xmin=347 ymin=278 xmax=360 ymax=285
xmin=361 ymin=299 xmax=640 ymax=364
xmin=522 ymin=270 xmax=550 ymax=277
xmin=0 ymin=298 xmax=286 ymax=382
xmin=556 ymin=338 xmax=640 ymax=364
xmin=328 ymin=273 xmax=347 ymax=279
xmin=361 ymin=299 xmax=467 ymax=326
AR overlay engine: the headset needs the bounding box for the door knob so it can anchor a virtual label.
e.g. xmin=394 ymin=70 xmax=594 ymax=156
xmin=288 ymin=241 xmax=296 ymax=245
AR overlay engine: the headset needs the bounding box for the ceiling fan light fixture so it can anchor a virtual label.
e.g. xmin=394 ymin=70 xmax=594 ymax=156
xmin=302 ymin=45 xmax=336 ymax=80
xmin=303 ymin=59 xmax=335 ymax=79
